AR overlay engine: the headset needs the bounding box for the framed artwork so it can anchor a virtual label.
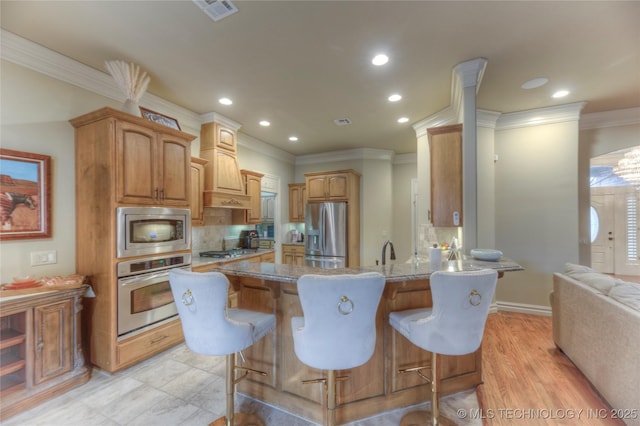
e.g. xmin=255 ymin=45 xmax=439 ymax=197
xmin=139 ymin=106 xmax=181 ymax=130
xmin=0 ymin=149 xmax=52 ymax=240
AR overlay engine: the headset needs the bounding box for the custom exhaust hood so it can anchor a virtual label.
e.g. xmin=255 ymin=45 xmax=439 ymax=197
xmin=200 ymin=121 xmax=250 ymax=209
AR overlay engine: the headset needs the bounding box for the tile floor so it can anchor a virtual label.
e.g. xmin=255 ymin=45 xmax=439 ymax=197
xmin=3 ymin=343 xmax=481 ymax=426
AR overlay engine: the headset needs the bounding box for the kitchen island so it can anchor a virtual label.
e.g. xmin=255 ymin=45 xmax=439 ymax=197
xmin=205 ymin=258 xmax=522 ymax=424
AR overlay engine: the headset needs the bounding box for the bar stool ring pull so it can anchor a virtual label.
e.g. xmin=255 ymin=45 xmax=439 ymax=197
xmin=181 ymin=289 xmax=194 ymax=306
xmin=469 ymin=289 xmax=481 ymax=306
xmin=338 ymin=295 xmax=354 ymax=315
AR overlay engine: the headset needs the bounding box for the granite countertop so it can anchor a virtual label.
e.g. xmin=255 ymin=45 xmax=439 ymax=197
xmin=191 ymin=248 xmax=275 ymax=269
xmin=208 ymin=256 xmax=523 ymax=283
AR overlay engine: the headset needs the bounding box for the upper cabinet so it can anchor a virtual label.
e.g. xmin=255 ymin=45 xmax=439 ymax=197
xmin=232 ymin=170 xmax=263 ymax=224
xmin=70 ymin=107 xmax=195 ymax=208
xmin=201 ymin=121 xmax=237 ymax=153
xmin=190 ymin=157 xmax=208 ymax=226
xmin=288 ymin=183 xmax=306 ymax=222
xmin=199 ymin=122 xmax=251 ymax=209
xmin=428 ymin=124 xmax=463 ymax=227
xmin=115 ymin=120 xmax=192 ymax=206
xmin=305 ymin=171 xmax=354 ymax=202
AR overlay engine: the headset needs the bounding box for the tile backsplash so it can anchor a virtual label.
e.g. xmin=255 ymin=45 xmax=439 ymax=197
xmin=191 ymin=208 xmax=254 ymax=253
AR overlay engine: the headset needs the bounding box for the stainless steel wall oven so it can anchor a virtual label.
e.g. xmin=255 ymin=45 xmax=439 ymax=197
xmin=117 ymin=253 xmax=191 ymax=338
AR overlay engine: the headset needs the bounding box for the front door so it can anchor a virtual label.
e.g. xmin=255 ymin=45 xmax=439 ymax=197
xmin=591 ymin=193 xmax=615 ymax=273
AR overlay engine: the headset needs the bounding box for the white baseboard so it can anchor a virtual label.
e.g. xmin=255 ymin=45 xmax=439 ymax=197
xmin=493 ymin=301 xmax=552 ymax=316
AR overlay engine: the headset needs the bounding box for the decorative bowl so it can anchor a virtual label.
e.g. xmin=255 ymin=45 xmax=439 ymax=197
xmin=470 ymin=249 xmax=503 ymax=261
xmin=12 ymin=275 xmax=35 ymax=283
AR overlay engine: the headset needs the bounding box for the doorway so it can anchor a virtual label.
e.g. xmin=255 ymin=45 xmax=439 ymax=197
xmin=590 ymin=147 xmax=640 ymax=276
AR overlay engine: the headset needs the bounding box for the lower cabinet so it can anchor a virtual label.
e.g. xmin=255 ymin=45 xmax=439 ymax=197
xmin=282 ymin=244 xmax=305 ymax=265
xmin=0 ymin=286 xmax=90 ymax=420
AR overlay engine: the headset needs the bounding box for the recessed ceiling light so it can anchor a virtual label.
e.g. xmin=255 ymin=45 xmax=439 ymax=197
xmin=388 ymin=94 xmax=402 ymax=102
xmin=552 ymin=90 xmax=570 ymax=98
xmin=289 ymin=136 xmax=299 ymax=143
xmin=259 ymin=120 xmax=270 ymax=126
xmin=521 ymin=78 xmax=548 ymax=90
xmin=397 ymin=117 xmax=409 ymax=123
xmin=372 ymin=54 xmax=389 ymax=66
xmin=219 ymin=97 xmax=233 ymax=105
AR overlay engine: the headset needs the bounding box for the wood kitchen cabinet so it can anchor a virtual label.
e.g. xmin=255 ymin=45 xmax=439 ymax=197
xmin=200 ymin=122 xmax=251 ymax=208
xmin=288 ymin=183 xmax=306 ymax=222
xmin=115 ymin=119 xmax=192 ymax=206
xmin=71 ymin=107 xmax=194 ymax=208
xmin=306 ymin=171 xmax=354 ymax=201
xmin=428 ymin=124 xmax=463 ymax=227
xmin=70 ymin=108 xmax=194 ymax=373
xmin=232 ymin=170 xmax=264 ymax=224
xmin=282 ymin=244 xmax=305 ymax=266
xmin=190 ymin=157 xmax=208 ymax=226
xmin=0 ymin=287 xmax=90 ymax=420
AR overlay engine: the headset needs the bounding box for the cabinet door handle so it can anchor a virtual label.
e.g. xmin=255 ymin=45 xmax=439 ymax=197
xmin=160 ymin=189 xmax=165 ymax=201
xmin=151 ymin=334 xmax=168 ymax=344
xmin=36 ymin=339 xmax=44 ymax=352
xmin=155 ymin=188 xmax=159 ymax=200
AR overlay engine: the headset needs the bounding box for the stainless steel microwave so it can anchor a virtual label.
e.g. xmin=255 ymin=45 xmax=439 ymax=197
xmin=116 ymin=207 xmax=191 ymax=258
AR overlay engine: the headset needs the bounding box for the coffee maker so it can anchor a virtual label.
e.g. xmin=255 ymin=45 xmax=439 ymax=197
xmin=239 ymin=230 xmax=260 ymax=249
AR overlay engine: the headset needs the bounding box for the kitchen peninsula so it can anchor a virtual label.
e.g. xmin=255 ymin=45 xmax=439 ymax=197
xmin=206 ymin=258 xmax=522 ymax=424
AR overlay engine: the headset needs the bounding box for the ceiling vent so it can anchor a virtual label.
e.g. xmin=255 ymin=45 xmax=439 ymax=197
xmin=193 ymin=0 xmax=238 ymax=22
xmin=334 ymin=118 xmax=352 ymax=126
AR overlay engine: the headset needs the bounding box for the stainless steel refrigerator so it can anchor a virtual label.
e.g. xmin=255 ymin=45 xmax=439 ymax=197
xmin=304 ymin=202 xmax=347 ymax=269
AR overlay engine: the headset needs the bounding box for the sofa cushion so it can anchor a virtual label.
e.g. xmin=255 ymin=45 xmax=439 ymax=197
xmin=609 ymin=280 xmax=640 ymax=311
xmin=564 ymin=262 xmax=593 ymax=274
xmin=564 ymin=263 xmax=616 ymax=293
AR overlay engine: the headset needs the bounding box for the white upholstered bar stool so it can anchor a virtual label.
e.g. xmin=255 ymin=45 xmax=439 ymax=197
xmin=389 ymin=269 xmax=498 ymax=426
xmin=169 ymin=269 xmax=276 ymax=426
xmin=291 ymin=272 xmax=385 ymax=426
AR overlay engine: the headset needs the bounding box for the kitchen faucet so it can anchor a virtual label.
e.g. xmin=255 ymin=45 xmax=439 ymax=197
xmin=381 ymin=240 xmax=396 ymax=265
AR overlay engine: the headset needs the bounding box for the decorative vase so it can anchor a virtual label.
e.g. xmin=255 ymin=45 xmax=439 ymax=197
xmin=123 ymin=99 xmax=141 ymax=116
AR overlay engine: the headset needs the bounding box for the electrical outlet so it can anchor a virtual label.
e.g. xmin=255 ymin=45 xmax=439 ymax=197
xmin=30 ymin=250 xmax=57 ymax=266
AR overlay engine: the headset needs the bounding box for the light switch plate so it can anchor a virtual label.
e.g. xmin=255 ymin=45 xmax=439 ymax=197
xmin=30 ymin=250 xmax=57 ymax=266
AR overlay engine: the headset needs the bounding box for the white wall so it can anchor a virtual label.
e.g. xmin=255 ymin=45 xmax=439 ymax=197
xmin=0 ymin=60 xmax=118 ymax=282
xmin=392 ymin=159 xmax=417 ymax=262
xmin=495 ymin=121 xmax=580 ymax=308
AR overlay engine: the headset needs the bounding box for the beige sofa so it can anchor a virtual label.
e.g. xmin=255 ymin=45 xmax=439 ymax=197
xmin=551 ymin=263 xmax=640 ymax=425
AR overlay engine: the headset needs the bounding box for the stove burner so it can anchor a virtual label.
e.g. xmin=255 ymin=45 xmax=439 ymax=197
xmin=199 ymin=249 xmax=252 ymax=258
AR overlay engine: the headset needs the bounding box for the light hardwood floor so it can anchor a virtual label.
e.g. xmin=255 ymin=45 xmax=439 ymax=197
xmin=477 ymin=311 xmax=626 ymax=426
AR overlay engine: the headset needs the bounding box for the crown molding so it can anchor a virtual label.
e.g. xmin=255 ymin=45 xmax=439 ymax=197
xmin=1 ymin=29 xmax=201 ymax=132
xmin=199 ymin=112 xmax=242 ymax=131
xmin=393 ymin=153 xmax=417 ymax=165
xmin=295 ymin=148 xmax=394 ymax=166
xmin=413 ymin=58 xmax=487 ymax=138
xmin=412 ymin=106 xmax=458 ymax=138
xmin=579 ymin=107 xmax=640 ymax=130
xmin=237 ymin=132 xmax=296 ymax=165
xmin=495 ymin=102 xmax=587 ymax=131
xmin=477 ymin=109 xmax=501 ymax=129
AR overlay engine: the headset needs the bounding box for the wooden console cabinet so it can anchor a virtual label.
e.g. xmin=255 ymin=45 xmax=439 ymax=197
xmin=70 ymin=108 xmax=195 ymax=373
xmin=0 ymin=287 xmax=90 ymax=420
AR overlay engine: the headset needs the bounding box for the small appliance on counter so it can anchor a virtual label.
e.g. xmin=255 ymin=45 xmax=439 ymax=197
xmin=239 ymin=230 xmax=260 ymax=249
